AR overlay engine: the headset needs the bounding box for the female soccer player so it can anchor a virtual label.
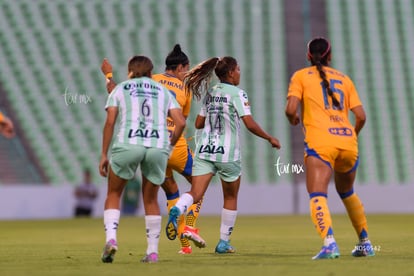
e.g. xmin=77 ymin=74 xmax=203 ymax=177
xmin=101 ymin=44 xmax=205 ymax=254
xmin=165 ymin=56 xmax=281 ymax=253
xmin=99 ymin=55 xmax=186 ymax=263
xmin=285 ymin=37 xmax=375 ymax=259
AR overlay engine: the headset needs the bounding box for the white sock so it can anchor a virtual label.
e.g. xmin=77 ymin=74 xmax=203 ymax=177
xmin=145 ymin=215 xmax=162 ymax=255
xmin=104 ymin=209 xmax=120 ymax=242
xmin=175 ymin=193 xmax=194 ymax=215
xmin=324 ymin=235 xmax=336 ymax=246
xmin=220 ymin=208 xmax=238 ymax=241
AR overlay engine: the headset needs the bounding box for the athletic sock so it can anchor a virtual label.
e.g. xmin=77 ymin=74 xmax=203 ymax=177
xmin=220 ymin=208 xmax=237 ymax=241
xmin=145 ymin=215 xmax=162 ymax=255
xmin=103 ymin=209 xmax=120 ymax=242
xmin=339 ymin=189 xmax=369 ymax=240
xmin=309 ymin=193 xmax=334 ymax=240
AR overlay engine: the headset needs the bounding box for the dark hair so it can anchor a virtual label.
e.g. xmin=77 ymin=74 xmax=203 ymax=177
xmin=184 ymin=56 xmax=238 ymax=100
xmin=307 ymin=37 xmax=341 ymax=109
xmin=165 ymin=44 xmax=189 ymax=70
xmin=128 ymin=55 xmax=153 ymax=78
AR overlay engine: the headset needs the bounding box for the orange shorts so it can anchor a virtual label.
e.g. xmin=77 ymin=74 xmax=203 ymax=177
xmin=304 ymin=143 xmax=359 ymax=173
xmin=165 ymin=143 xmax=193 ymax=178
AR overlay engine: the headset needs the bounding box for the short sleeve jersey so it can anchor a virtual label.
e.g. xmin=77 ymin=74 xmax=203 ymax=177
xmin=105 ymin=77 xmax=180 ymax=149
xmin=152 ymin=73 xmax=191 ymax=147
xmin=196 ymin=83 xmax=251 ymax=162
xmin=287 ymin=66 xmax=363 ymax=150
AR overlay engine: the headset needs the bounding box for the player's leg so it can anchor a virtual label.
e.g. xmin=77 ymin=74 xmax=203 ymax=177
xmin=305 ymin=154 xmax=339 ymax=259
xmin=140 ymin=147 xmax=169 ymax=263
xmin=166 ymin=157 xmax=213 ymax=245
xmin=102 ymin=166 xmax=127 ymax=263
xmin=214 ymin=160 xmax=241 ymax=254
xmin=102 ymin=144 xmax=142 ymax=263
xmin=334 ymin=152 xmax=374 ymax=257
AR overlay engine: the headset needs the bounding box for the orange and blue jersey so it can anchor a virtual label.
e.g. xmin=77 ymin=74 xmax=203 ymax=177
xmin=152 ymin=73 xmax=193 ymax=176
xmin=287 ymin=65 xmax=363 ymax=151
xmin=152 ymin=73 xmax=191 ymax=144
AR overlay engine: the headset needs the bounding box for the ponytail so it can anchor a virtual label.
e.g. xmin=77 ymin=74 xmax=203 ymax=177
xmin=184 ymin=57 xmax=220 ymax=101
xmin=315 ymin=61 xmax=341 ymax=108
xmin=307 ymin=37 xmax=341 ymax=109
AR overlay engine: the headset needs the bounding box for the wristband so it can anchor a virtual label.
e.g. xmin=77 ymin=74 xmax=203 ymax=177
xmin=105 ymin=73 xmax=113 ymax=79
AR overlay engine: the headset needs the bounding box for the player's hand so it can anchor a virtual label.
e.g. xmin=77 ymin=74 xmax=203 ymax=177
xmin=101 ymin=58 xmax=113 ymax=76
xmin=268 ymin=137 xmax=281 ymax=149
xmin=289 ymin=113 xmax=300 ymax=125
xmin=99 ymin=154 xmax=109 ymax=177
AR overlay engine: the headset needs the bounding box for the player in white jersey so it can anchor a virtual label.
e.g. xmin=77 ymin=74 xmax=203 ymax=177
xmin=99 ymin=55 xmax=186 ymax=263
xmin=165 ymin=56 xmax=281 ymax=253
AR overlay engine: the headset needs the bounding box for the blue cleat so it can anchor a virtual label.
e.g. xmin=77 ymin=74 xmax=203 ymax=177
xmin=312 ymin=242 xmax=340 ymax=260
xmin=166 ymin=206 xmax=180 ymax=240
xmin=101 ymin=239 xmax=118 ymax=263
xmin=215 ymin=239 xmax=235 ymax=254
xmin=352 ymin=240 xmax=375 ymax=257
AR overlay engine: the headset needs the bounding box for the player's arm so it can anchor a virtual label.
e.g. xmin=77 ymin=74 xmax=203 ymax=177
xmin=285 ymin=96 xmax=300 ymax=125
xmin=101 ymin=58 xmax=117 ymax=94
xmin=351 ymin=105 xmax=366 ymax=135
xmin=99 ymin=107 xmax=118 ymax=177
xmin=195 ymin=115 xmax=205 ymax=129
xmin=168 ymin=108 xmax=186 ymax=146
xmin=241 ymin=115 xmax=281 ymax=149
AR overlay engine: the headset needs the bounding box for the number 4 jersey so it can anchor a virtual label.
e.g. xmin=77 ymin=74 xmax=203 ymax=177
xmin=105 ymin=77 xmax=180 ymax=149
xmin=287 ymin=65 xmax=363 ymax=150
xmin=196 ymin=83 xmax=251 ymax=162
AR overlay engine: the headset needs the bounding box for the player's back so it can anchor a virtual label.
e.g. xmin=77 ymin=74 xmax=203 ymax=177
xmin=106 ymin=76 xmax=173 ymax=149
xmin=288 ymin=66 xmax=362 ymax=149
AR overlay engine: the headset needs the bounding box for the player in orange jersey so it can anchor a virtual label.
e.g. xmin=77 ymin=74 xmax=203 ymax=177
xmin=285 ymin=37 xmax=374 ymax=259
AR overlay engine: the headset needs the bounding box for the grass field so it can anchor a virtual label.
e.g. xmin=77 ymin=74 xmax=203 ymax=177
xmin=0 ymin=214 xmax=413 ymax=276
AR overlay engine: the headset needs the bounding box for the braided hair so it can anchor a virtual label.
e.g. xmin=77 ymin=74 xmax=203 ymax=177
xmin=307 ymin=37 xmax=341 ymax=109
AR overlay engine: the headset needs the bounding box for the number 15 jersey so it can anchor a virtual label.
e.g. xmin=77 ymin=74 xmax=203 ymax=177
xmin=287 ymin=65 xmax=363 ymax=150
xmin=196 ymin=83 xmax=251 ymax=162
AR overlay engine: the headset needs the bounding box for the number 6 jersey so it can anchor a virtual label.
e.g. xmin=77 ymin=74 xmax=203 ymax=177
xmin=105 ymin=77 xmax=180 ymax=149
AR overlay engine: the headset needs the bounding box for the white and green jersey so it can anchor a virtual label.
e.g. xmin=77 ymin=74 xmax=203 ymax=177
xmin=105 ymin=77 xmax=180 ymax=149
xmin=195 ymin=83 xmax=251 ymax=162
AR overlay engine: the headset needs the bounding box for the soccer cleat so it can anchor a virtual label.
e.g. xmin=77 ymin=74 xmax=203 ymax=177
xmin=215 ymin=239 xmax=235 ymax=254
xmin=141 ymin=252 xmax=159 ymax=263
xmin=101 ymin=239 xmax=118 ymax=263
xmin=352 ymin=240 xmax=375 ymax=257
xmin=166 ymin=206 xmax=180 ymax=240
xmin=178 ymin=246 xmax=192 ymax=255
xmin=181 ymin=226 xmax=206 ymax=248
xmin=312 ymin=242 xmax=340 ymax=260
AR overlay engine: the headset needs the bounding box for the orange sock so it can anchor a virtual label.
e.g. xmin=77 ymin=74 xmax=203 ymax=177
xmin=166 ymin=193 xmax=189 ymax=248
xmin=339 ymin=189 xmax=368 ymax=240
xmin=309 ymin=193 xmax=333 ymax=239
xmin=186 ymin=197 xmax=203 ymax=227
